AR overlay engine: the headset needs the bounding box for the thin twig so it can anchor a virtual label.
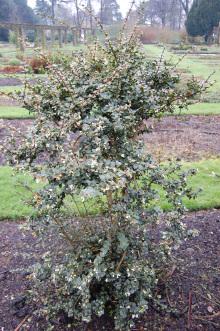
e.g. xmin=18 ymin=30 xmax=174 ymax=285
xmin=188 ymin=290 xmax=193 ymax=329
xmin=194 ymin=311 xmax=220 ymax=320
xmin=14 ymin=315 xmax=29 ymax=331
xmin=116 ymin=250 xmax=127 ymax=273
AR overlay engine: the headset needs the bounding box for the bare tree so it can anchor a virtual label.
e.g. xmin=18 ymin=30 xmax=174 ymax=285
xmin=100 ymin=0 xmax=104 ymax=24
xmin=138 ymin=0 xmax=185 ymax=29
xmin=87 ymin=0 xmax=94 ymax=34
xmin=178 ymin=0 xmax=192 ymax=16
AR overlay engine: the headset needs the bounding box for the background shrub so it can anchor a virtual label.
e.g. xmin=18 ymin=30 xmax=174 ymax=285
xmin=29 ymin=56 xmax=48 ymax=74
xmin=8 ymin=58 xmax=21 ymax=66
xmin=137 ymin=26 xmax=182 ymax=44
xmin=9 ymin=31 xmax=17 ymax=45
xmin=16 ymin=52 xmax=25 ymax=61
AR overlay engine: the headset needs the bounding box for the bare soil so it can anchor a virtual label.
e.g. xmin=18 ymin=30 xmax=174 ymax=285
xmin=144 ymin=115 xmax=220 ymax=161
xmin=0 ymin=78 xmax=22 ymax=86
xmin=0 ymin=119 xmax=32 ymax=164
xmin=0 ymin=210 xmax=220 ymax=330
xmin=0 ymin=96 xmax=21 ymax=107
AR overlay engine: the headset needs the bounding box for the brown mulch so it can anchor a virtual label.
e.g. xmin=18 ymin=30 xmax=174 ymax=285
xmin=144 ymin=115 xmax=220 ymax=161
xmin=0 ymin=210 xmax=220 ymax=330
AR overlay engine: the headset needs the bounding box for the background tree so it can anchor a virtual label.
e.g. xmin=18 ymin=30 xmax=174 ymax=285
xmin=35 ymin=0 xmax=51 ymax=24
xmin=35 ymin=0 xmax=58 ymax=24
xmin=87 ymin=0 xmax=94 ymax=34
xmin=0 ymin=0 xmax=36 ymax=41
xmin=13 ymin=0 xmax=37 ymax=23
xmin=0 ymin=0 xmax=14 ymax=40
xmin=99 ymin=0 xmax=122 ymax=25
xmin=138 ymin=0 xmax=183 ymax=29
xmin=186 ymin=0 xmax=220 ymax=41
xmin=178 ymin=0 xmax=193 ymax=16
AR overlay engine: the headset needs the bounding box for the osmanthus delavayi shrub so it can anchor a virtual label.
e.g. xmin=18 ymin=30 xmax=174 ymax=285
xmin=8 ymin=31 xmax=207 ymax=330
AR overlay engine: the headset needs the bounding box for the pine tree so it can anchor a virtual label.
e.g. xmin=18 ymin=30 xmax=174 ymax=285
xmin=186 ymin=0 xmax=220 ymax=40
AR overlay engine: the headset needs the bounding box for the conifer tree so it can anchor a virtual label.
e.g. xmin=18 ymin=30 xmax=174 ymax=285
xmin=186 ymin=0 xmax=220 ymax=41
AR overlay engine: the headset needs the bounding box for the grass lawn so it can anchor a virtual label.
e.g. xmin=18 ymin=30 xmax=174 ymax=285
xmin=0 ymin=167 xmax=39 ymax=219
xmin=0 ymin=106 xmax=33 ymax=119
xmin=176 ymin=102 xmax=220 ymax=115
xmin=0 ymin=103 xmax=219 ymax=120
xmin=1 ymin=158 xmax=220 ymax=220
xmin=0 ymin=42 xmax=84 ymax=64
xmin=0 ymin=85 xmax=23 ymax=93
xmin=1 ymin=103 xmax=219 ymax=119
xmin=183 ymin=158 xmax=220 ymax=210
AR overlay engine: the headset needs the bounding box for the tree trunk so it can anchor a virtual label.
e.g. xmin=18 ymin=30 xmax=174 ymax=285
xmin=74 ymin=0 xmax=81 ymax=42
xmin=100 ymin=0 xmax=104 ymax=24
xmin=87 ymin=0 xmax=95 ymax=36
xmin=51 ymin=0 xmax=56 ymax=25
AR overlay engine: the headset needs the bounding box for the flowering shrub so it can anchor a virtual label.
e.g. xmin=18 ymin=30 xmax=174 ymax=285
xmin=9 ymin=31 xmax=207 ymax=330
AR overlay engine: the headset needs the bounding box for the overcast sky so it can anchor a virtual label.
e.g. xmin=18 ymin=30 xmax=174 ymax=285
xmin=27 ymin=0 xmax=136 ymax=17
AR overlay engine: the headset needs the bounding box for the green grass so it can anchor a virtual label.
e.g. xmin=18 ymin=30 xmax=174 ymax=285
xmin=0 ymin=167 xmax=39 ymax=219
xmin=0 ymin=85 xmax=23 ymax=93
xmin=0 ymin=106 xmax=34 ymax=119
xmin=0 ymin=102 xmax=218 ymax=120
xmin=1 ymin=158 xmax=220 ymax=220
xmin=183 ymin=159 xmax=220 ymax=210
xmin=0 ymin=42 xmax=84 ymax=62
xmin=176 ymin=103 xmax=220 ymax=115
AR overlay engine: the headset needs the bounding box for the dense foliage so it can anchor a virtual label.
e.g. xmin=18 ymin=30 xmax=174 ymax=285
xmin=186 ymin=0 xmax=220 ymax=40
xmin=9 ymin=33 xmax=207 ymax=330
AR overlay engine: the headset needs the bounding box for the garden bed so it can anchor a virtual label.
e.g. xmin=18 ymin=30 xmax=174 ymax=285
xmin=145 ymin=115 xmax=220 ymax=161
xmin=0 ymin=77 xmax=22 ymax=86
xmin=0 ymin=119 xmax=33 ymax=164
xmin=1 ymin=209 xmax=220 ymax=330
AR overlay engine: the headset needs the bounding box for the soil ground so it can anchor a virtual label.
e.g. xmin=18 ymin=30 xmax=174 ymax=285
xmin=0 ymin=210 xmax=220 ymax=330
xmin=0 ymin=96 xmax=20 ymax=107
xmin=0 ymin=78 xmax=22 ymax=87
xmin=144 ymin=115 xmax=220 ymax=161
